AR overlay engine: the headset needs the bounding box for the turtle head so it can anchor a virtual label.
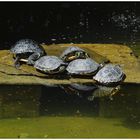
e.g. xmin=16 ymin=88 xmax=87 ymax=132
xmin=108 ymin=85 xmax=121 ymax=100
xmin=110 ymin=85 xmax=121 ymax=96
xmin=66 ymin=51 xmax=89 ymax=62
xmin=75 ymin=51 xmax=90 ymax=59
xmin=99 ymin=59 xmax=111 ymax=69
xmin=59 ymin=65 xmax=66 ymax=73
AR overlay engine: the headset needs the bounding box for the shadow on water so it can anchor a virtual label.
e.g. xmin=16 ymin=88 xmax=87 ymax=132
xmin=0 ymin=83 xmax=140 ymax=130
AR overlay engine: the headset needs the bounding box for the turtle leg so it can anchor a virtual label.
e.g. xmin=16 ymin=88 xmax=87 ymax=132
xmin=27 ymin=52 xmax=41 ymax=65
xmin=14 ymin=55 xmax=21 ymax=69
xmin=87 ymin=95 xmax=95 ymax=101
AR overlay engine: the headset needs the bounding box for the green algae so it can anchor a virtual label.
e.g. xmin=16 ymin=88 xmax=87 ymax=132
xmin=0 ymin=116 xmax=139 ymax=138
xmin=0 ymin=117 xmax=108 ymax=138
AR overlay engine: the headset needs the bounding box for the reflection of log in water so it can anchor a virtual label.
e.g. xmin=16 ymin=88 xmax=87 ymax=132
xmin=0 ymin=85 xmax=41 ymax=118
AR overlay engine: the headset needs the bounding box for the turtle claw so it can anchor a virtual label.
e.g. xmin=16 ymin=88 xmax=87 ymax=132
xmin=14 ymin=63 xmax=20 ymax=69
xmin=87 ymin=95 xmax=95 ymax=101
xmin=14 ymin=55 xmax=21 ymax=69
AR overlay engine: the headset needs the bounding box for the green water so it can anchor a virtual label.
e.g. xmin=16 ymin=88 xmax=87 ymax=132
xmin=0 ymin=84 xmax=140 ymax=138
xmin=0 ymin=43 xmax=140 ymax=138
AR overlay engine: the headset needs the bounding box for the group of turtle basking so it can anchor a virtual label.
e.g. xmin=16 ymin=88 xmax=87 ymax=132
xmin=10 ymin=39 xmax=126 ymax=86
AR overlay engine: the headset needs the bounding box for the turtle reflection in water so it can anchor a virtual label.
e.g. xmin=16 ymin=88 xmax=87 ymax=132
xmin=87 ymin=85 xmax=121 ymax=101
xmin=60 ymin=83 xmax=121 ymax=100
xmin=10 ymin=39 xmax=46 ymax=68
xmin=60 ymin=83 xmax=97 ymax=97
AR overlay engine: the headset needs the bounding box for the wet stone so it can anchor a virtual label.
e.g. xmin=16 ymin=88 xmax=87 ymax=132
xmin=0 ymin=44 xmax=140 ymax=85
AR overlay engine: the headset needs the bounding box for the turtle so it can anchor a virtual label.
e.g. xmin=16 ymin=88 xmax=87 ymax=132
xmin=69 ymin=83 xmax=97 ymax=92
xmin=60 ymin=46 xmax=90 ymax=62
xmin=66 ymin=58 xmax=100 ymax=76
xmin=34 ymin=56 xmax=67 ymax=74
xmin=87 ymin=85 xmax=121 ymax=101
xmin=60 ymin=83 xmax=97 ymax=96
xmin=10 ymin=39 xmax=46 ymax=68
xmin=93 ymin=64 xmax=126 ymax=86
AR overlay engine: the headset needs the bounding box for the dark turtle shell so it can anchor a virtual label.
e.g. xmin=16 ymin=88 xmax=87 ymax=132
xmin=10 ymin=39 xmax=45 ymax=54
xmin=59 ymin=84 xmax=97 ymax=97
xmin=70 ymin=84 xmax=97 ymax=91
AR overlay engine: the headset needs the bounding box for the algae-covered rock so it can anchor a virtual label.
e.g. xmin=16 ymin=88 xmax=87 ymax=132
xmin=0 ymin=43 xmax=140 ymax=85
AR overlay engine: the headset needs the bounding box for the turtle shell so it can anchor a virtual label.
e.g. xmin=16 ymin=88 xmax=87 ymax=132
xmin=93 ymin=64 xmax=126 ymax=85
xmin=70 ymin=84 xmax=97 ymax=91
xmin=66 ymin=58 xmax=100 ymax=75
xmin=60 ymin=46 xmax=87 ymax=58
xmin=59 ymin=84 xmax=97 ymax=97
xmin=10 ymin=39 xmax=44 ymax=54
xmin=34 ymin=56 xmax=66 ymax=73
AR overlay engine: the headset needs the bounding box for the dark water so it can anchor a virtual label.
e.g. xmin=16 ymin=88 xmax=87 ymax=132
xmin=0 ymin=84 xmax=140 ymax=138
xmin=0 ymin=2 xmax=140 ymax=49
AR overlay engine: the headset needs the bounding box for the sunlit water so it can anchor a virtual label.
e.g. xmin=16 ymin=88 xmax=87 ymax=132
xmin=0 ymin=83 xmax=140 ymax=138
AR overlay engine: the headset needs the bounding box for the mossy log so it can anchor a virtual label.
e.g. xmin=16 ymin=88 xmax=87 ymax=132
xmin=0 ymin=44 xmax=140 ymax=85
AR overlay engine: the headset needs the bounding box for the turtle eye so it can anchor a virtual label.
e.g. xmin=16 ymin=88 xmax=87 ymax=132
xmin=76 ymin=52 xmax=81 ymax=57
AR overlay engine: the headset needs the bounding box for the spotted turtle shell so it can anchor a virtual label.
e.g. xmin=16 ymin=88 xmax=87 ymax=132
xmin=10 ymin=39 xmax=44 ymax=54
xmin=93 ymin=64 xmax=125 ymax=85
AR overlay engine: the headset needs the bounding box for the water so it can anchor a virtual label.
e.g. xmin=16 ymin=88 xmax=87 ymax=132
xmin=0 ymin=83 xmax=140 ymax=138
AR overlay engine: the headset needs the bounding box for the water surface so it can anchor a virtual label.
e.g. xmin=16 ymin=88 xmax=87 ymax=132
xmin=0 ymin=83 xmax=140 ymax=138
